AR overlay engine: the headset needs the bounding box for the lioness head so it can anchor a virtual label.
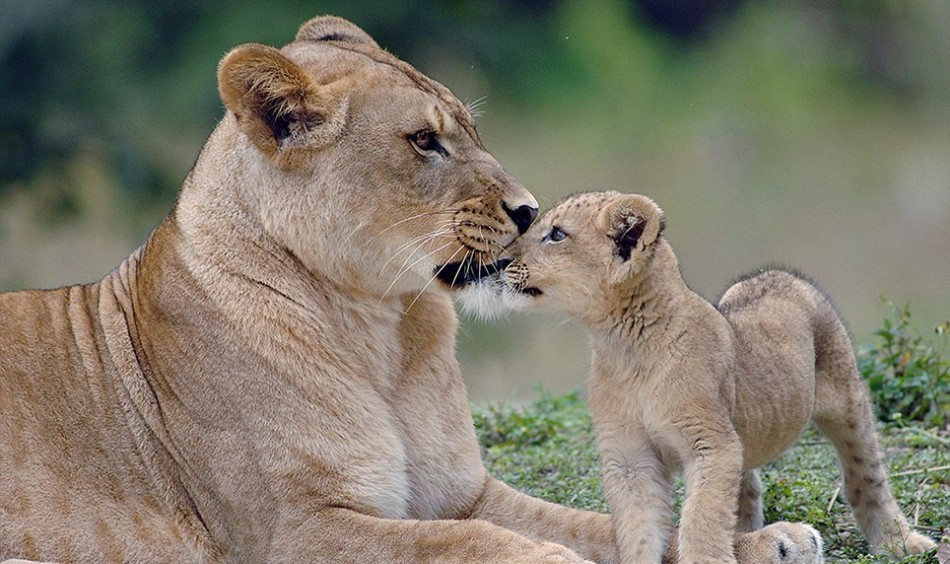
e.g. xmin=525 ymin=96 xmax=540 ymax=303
xmin=500 ymin=191 xmax=665 ymax=318
xmin=202 ymin=16 xmax=537 ymax=300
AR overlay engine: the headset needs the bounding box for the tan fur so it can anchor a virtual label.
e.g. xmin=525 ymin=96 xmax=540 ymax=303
xmin=503 ymin=191 xmax=936 ymax=564
xmin=0 ymin=17 xmax=826 ymax=564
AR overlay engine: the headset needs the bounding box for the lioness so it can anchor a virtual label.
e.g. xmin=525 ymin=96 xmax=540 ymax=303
xmin=500 ymin=191 xmax=936 ymax=563
xmin=1 ymin=17 xmax=823 ymax=564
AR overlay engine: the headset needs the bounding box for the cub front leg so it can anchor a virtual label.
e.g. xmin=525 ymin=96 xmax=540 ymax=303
xmin=598 ymin=423 xmax=673 ymax=564
xmin=678 ymin=426 xmax=743 ymax=564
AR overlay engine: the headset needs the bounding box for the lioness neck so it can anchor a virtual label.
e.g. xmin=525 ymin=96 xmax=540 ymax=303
xmin=124 ymin=131 xmax=412 ymax=380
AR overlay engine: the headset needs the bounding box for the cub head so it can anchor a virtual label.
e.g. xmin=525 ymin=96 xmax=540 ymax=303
xmin=204 ymin=16 xmax=537 ymax=300
xmin=500 ymin=191 xmax=665 ymax=318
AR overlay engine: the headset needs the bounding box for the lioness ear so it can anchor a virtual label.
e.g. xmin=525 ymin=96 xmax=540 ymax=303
xmin=295 ymin=15 xmax=380 ymax=48
xmin=598 ymin=194 xmax=665 ymax=261
xmin=218 ymin=43 xmax=345 ymax=167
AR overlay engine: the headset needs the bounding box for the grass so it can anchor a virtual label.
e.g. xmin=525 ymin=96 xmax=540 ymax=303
xmin=474 ymin=389 xmax=947 ymax=563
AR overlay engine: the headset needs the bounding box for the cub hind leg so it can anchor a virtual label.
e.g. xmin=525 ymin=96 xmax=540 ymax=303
xmin=736 ymin=469 xmax=765 ymax=532
xmin=812 ymin=309 xmax=936 ymax=556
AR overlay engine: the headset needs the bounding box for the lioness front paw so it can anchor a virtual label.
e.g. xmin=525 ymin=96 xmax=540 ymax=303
xmin=735 ymin=521 xmax=823 ymax=564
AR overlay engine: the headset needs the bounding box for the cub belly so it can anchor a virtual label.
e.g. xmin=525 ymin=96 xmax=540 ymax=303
xmin=734 ymin=367 xmax=816 ymax=468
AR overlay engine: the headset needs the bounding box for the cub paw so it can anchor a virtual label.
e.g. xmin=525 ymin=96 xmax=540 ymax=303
xmin=735 ymin=521 xmax=823 ymax=564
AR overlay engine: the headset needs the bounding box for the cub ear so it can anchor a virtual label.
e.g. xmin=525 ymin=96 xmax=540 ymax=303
xmin=597 ymin=194 xmax=666 ymax=261
xmin=217 ymin=43 xmax=345 ymax=167
xmin=295 ymin=15 xmax=380 ymax=48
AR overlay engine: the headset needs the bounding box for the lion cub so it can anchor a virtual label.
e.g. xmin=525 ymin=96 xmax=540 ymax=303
xmin=502 ymin=192 xmax=935 ymax=564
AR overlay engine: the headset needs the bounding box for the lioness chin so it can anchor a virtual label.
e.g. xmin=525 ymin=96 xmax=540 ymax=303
xmin=2 ymin=16 xmax=822 ymax=564
xmin=499 ymin=191 xmax=936 ymax=564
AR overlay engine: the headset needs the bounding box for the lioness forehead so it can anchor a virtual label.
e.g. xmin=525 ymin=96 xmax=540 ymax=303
xmin=282 ymin=39 xmax=478 ymax=139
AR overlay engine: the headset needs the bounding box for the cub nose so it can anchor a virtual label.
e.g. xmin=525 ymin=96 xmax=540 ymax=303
xmin=502 ymin=202 xmax=539 ymax=234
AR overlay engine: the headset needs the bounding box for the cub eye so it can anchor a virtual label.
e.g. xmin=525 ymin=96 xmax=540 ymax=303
xmin=408 ymin=129 xmax=448 ymax=157
xmin=543 ymin=226 xmax=568 ymax=243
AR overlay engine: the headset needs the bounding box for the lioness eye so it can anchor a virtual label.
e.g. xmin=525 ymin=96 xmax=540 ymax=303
xmin=408 ymin=129 xmax=448 ymax=157
xmin=544 ymin=226 xmax=568 ymax=243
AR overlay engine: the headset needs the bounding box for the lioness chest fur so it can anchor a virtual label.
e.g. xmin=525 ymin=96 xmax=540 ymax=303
xmin=502 ymin=191 xmax=935 ymax=564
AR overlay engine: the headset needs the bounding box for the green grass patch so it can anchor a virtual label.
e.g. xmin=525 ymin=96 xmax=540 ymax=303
xmin=475 ymin=390 xmax=947 ymax=563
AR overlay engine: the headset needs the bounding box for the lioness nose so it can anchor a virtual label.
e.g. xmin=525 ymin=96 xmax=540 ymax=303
xmin=503 ymin=202 xmax=538 ymax=234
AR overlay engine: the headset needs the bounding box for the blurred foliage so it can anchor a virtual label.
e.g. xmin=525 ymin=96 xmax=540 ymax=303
xmin=858 ymin=301 xmax=949 ymax=428
xmin=2 ymin=0 xmax=946 ymax=204
xmin=0 ymin=0 xmax=565 ymax=201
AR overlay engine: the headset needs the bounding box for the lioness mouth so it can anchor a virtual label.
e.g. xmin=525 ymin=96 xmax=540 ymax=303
xmin=435 ymin=258 xmax=512 ymax=288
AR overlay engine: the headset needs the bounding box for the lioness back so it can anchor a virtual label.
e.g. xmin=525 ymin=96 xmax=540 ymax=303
xmin=0 ymin=273 xmax=210 ymax=562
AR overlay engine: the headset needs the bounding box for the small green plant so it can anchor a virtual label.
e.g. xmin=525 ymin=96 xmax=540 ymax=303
xmin=856 ymin=301 xmax=949 ymax=428
xmin=474 ymin=395 xmax=565 ymax=447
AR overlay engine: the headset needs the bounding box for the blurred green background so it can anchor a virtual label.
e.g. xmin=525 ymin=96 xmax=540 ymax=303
xmin=2 ymin=0 xmax=948 ymax=402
